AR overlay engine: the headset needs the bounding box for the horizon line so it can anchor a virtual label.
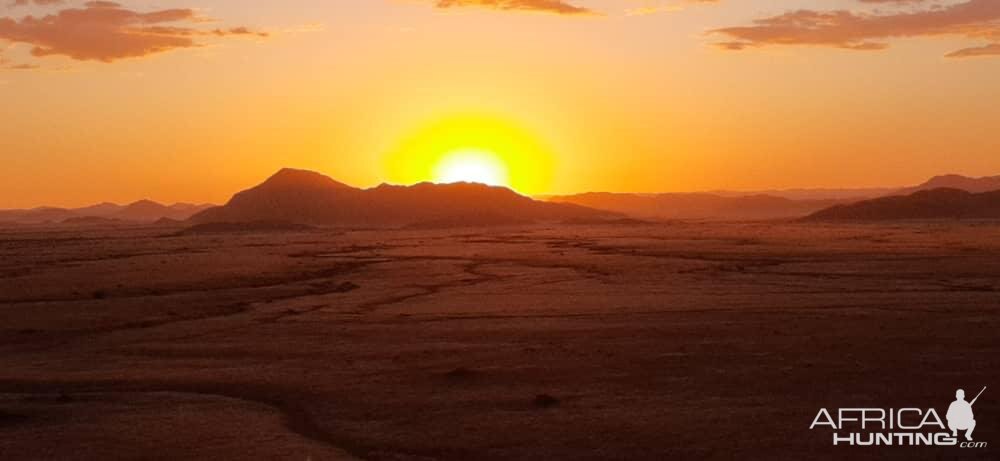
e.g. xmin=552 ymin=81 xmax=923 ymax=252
xmin=6 ymin=168 xmax=1000 ymax=210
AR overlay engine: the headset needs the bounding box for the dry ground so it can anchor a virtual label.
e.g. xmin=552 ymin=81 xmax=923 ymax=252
xmin=0 ymin=221 xmax=998 ymax=460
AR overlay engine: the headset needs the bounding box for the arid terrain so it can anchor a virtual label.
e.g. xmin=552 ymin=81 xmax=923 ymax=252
xmin=1 ymin=221 xmax=998 ymax=460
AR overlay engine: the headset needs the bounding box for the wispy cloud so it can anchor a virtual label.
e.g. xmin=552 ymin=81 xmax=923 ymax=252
xmin=856 ymin=0 xmax=928 ymax=4
xmin=625 ymin=5 xmax=677 ymax=17
xmin=710 ymin=0 xmax=1000 ymax=58
xmin=7 ymin=0 xmax=64 ymax=7
xmin=624 ymin=0 xmax=718 ymax=17
xmin=430 ymin=0 xmax=597 ymax=16
xmin=0 ymin=1 xmax=266 ymax=63
xmin=947 ymin=42 xmax=1000 ymax=58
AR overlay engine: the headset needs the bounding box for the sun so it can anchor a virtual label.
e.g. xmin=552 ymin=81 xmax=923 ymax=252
xmin=383 ymin=113 xmax=554 ymax=194
xmin=433 ymin=149 xmax=509 ymax=187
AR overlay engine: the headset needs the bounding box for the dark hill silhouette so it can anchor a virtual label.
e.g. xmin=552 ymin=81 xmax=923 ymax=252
xmin=4 ymin=172 xmax=998 ymax=225
xmin=190 ymin=168 xmax=615 ymax=227
xmin=253 ymin=167 xmax=353 ymax=191
xmin=0 ymin=201 xmax=213 ymax=224
xmin=73 ymin=202 xmax=122 ymax=216
xmin=191 ymin=168 xmax=356 ymax=225
xmin=546 ymin=192 xmax=844 ymax=220
xmin=705 ymin=187 xmax=893 ymax=201
xmin=895 ymin=174 xmax=1000 ymax=196
xmin=701 ymin=174 xmax=999 ymax=200
xmin=113 ymin=200 xmax=176 ymax=221
xmin=100 ymin=200 xmax=212 ymax=222
xmin=805 ymin=188 xmax=1000 ymax=221
xmin=547 ymin=173 xmax=1000 ymax=220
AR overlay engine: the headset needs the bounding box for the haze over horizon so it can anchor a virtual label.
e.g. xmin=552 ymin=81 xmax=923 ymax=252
xmin=6 ymin=167 xmax=1000 ymax=212
xmin=3 ymin=0 xmax=1000 ymax=208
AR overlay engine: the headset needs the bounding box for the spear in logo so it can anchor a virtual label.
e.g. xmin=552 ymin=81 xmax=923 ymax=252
xmin=970 ymin=386 xmax=986 ymax=406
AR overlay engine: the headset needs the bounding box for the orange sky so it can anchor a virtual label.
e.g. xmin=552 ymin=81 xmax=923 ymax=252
xmin=2 ymin=0 xmax=999 ymax=208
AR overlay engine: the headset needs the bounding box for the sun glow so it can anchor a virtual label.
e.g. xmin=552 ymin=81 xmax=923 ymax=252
xmin=384 ymin=113 xmax=554 ymax=194
xmin=434 ymin=149 xmax=509 ymax=187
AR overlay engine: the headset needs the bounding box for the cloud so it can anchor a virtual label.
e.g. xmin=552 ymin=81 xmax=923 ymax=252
xmin=625 ymin=0 xmax=721 ymax=16
xmin=625 ymin=6 xmax=678 ymax=17
xmin=710 ymin=0 xmax=1000 ymax=57
xmin=625 ymin=0 xmax=717 ymax=17
xmin=947 ymin=42 xmax=1000 ymax=58
xmin=0 ymin=1 xmax=266 ymax=63
xmin=422 ymin=0 xmax=719 ymax=17
xmin=431 ymin=0 xmax=597 ymax=16
xmin=8 ymin=0 xmax=64 ymax=7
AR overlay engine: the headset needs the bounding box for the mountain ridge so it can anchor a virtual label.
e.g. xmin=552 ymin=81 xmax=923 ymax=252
xmin=4 ymin=172 xmax=1000 ymax=225
xmin=0 ymin=200 xmax=215 ymax=225
xmin=894 ymin=174 xmax=1000 ymax=196
xmin=804 ymin=188 xmax=1000 ymax=221
xmin=544 ymin=173 xmax=1000 ymax=220
xmin=190 ymin=169 xmax=617 ymax=228
xmin=545 ymin=191 xmax=847 ymax=220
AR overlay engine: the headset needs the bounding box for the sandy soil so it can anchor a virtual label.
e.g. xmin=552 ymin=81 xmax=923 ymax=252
xmin=0 ymin=222 xmax=998 ymax=460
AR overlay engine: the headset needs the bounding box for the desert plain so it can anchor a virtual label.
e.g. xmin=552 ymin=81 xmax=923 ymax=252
xmin=0 ymin=221 xmax=997 ymax=460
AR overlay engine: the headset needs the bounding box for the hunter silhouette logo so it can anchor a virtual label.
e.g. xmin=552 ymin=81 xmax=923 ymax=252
xmin=810 ymin=386 xmax=988 ymax=448
xmin=948 ymin=387 xmax=984 ymax=441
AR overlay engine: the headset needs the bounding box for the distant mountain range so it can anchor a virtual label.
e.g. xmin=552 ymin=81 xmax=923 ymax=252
xmin=546 ymin=192 xmax=845 ymax=220
xmin=4 ymin=172 xmax=999 ymax=227
xmin=805 ymin=188 xmax=1000 ymax=221
xmin=189 ymin=168 xmax=616 ymax=227
xmin=0 ymin=200 xmax=214 ymax=225
xmin=894 ymin=174 xmax=1000 ymax=196
xmin=546 ymin=174 xmax=1000 ymax=221
xmin=704 ymin=174 xmax=1000 ymax=201
xmin=704 ymin=188 xmax=894 ymax=201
